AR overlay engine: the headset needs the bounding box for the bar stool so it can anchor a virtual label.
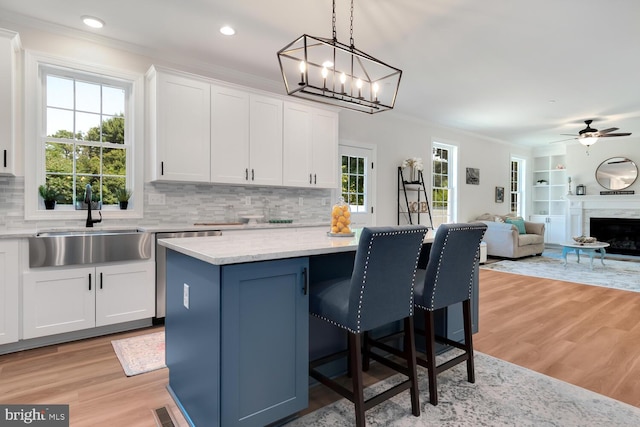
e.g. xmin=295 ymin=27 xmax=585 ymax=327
xmin=414 ymin=222 xmax=487 ymax=405
xmin=309 ymin=225 xmax=428 ymax=427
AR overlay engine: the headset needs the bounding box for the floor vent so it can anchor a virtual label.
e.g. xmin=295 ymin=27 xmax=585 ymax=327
xmin=154 ymin=406 xmax=176 ymax=427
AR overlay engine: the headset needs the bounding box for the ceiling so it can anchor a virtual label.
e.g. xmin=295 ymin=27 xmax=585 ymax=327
xmin=1 ymin=0 xmax=639 ymax=147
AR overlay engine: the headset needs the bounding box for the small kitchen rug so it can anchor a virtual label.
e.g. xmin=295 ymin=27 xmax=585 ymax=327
xmin=111 ymin=331 xmax=166 ymax=376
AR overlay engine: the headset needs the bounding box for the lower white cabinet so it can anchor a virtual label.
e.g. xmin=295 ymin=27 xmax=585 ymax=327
xmin=0 ymin=240 xmax=19 ymax=345
xmin=23 ymin=261 xmax=155 ymax=339
xmin=530 ymin=215 xmax=566 ymax=245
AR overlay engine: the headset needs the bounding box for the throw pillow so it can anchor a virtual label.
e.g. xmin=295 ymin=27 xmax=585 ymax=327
xmin=505 ymin=217 xmax=526 ymax=234
xmin=494 ymin=216 xmax=505 ymax=223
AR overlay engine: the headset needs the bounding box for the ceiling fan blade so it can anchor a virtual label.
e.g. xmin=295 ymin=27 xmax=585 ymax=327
xmin=597 ymin=127 xmax=619 ymax=134
xmin=600 ymin=132 xmax=632 ymax=137
xmin=560 ymin=133 xmax=578 ymax=136
xmin=549 ymin=137 xmax=576 ymax=144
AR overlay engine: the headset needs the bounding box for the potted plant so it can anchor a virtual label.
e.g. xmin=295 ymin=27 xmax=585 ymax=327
xmin=115 ymin=188 xmax=132 ymax=210
xmin=38 ymin=184 xmax=59 ymax=210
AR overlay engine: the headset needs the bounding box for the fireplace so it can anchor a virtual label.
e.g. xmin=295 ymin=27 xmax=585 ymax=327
xmin=590 ymin=217 xmax=640 ymax=256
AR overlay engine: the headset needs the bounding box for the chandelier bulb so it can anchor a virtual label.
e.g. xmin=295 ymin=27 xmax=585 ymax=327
xmin=298 ymin=61 xmax=306 ymax=86
xmin=340 ymin=72 xmax=347 ymax=94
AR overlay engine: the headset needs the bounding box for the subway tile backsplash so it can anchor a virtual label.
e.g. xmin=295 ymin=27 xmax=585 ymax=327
xmin=0 ymin=176 xmax=334 ymax=231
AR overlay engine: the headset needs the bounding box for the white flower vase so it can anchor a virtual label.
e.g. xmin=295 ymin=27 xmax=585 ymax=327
xmin=411 ymin=166 xmax=419 ymax=182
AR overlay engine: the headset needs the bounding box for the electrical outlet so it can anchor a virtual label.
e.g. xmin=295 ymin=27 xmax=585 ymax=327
xmin=183 ymin=284 xmax=190 ymax=309
xmin=299 ymin=197 xmax=303 ymax=206
xmin=149 ymin=193 xmax=166 ymax=205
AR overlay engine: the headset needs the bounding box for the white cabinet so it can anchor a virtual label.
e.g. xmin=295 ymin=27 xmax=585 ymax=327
xmin=147 ymin=67 xmax=211 ymax=182
xmin=530 ymin=215 xmax=566 ymax=245
xmin=0 ymin=240 xmax=19 ymax=344
xmin=0 ymin=29 xmax=20 ymax=176
xmin=283 ymin=102 xmax=338 ymax=188
xmin=23 ymin=261 xmax=155 ymax=339
xmin=210 ymin=90 xmax=283 ymax=185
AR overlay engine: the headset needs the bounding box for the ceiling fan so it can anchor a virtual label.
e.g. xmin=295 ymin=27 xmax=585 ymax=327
xmin=556 ymin=119 xmax=632 ymax=147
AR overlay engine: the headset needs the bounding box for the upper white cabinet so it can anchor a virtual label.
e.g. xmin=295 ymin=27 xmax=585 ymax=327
xmin=147 ymin=66 xmax=337 ymax=188
xmin=210 ymin=89 xmax=283 ymax=185
xmin=0 ymin=29 xmax=20 ymax=176
xmin=147 ymin=67 xmax=211 ymax=182
xmin=0 ymin=240 xmax=19 ymax=345
xmin=283 ymin=102 xmax=338 ymax=188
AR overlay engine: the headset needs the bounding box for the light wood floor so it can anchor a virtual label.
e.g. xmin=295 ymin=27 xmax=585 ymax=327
xmin=1 ymin=269 xmax=639 ymax=426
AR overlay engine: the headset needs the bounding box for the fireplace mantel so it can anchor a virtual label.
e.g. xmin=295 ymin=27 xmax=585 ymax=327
xmin=567 ymin=195 xmax=640 ymax=237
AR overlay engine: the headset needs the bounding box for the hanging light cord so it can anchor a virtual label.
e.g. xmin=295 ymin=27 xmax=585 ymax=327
xmin=331 ymin=0 xmax=356 ymax=48
xmin=332 ymin=0 xmax=337 ymax=42
xmin=350 ymin=0 xmax=354 ymax=49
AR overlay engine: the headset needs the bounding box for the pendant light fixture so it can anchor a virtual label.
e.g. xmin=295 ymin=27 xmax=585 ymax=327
xmin=277 ymin=0 xmax=402 ymax=114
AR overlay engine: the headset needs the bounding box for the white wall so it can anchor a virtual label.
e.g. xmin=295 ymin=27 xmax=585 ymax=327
xmin=339 ymin=110 xmax=533 ymax=226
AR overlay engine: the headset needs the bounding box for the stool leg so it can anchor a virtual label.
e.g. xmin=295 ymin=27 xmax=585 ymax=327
xmin=462 ymin=299 xmax=475 ymax=383
xmin=424 ymin=309 xmax=438 ymax=405
xmin=404 ymin=316 xmax=420 ymax=416
xmin=362 ymin=331 xmax=371 ymax=372
xmin=349 ymin=332 xmax=365 ymax=427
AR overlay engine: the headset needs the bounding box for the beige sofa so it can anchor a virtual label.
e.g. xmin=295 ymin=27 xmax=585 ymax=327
xmin=474 ymin=213 xmax=545 ymax=259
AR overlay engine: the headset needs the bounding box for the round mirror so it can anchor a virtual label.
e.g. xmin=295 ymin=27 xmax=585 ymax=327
xmin=595 ymin=157 xmax=638 ymax=190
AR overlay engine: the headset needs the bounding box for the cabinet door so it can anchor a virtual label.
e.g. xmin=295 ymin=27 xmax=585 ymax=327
xmin=155 ymin=71 xmax=211 ymax=182
xmin=249 ymin=95 xmax=283 ymax=186
xmin=0 ymin=30 xmax=18 ymax=175
xmin=23 ymin=267 xmax=95 ymax=339
xmin=311 ymin=108 xmax=338 ymax=188
xmin=0 ymin=240 xmax=19 ymax=344
xmin=546 ymin=215 xmax=566 ymax=244
xmin=210 ymin=85 xmax=250 ymax=184
xmin=221 ymin=258 xmax=309 ymax=427
xmin=95 ymin=261 xmax=156 ymax=327
xmin=283 ymin=102 xmax=313 ymax=187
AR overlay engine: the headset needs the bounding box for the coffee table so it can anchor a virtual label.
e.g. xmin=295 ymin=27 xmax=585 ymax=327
xmin=560 ymin=242 xmax=610 ymax=270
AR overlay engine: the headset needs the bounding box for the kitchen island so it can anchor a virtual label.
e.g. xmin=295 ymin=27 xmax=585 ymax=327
xmin=159 ymin=227 xmax=473 ymax=427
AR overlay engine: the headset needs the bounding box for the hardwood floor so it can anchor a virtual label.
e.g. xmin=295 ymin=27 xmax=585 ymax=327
xmin=1 ymin=270 xmax=639 ymax=426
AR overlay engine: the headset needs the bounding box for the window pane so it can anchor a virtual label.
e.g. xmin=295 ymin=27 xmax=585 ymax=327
xmin=103 ymin=147 xmax=127 ymax=175
xmin=76 ymin=81 xmax=101 ymax=113
xmin=357 ymin=176 xmax=364 ymax=193
xmin=45 ymin=173 xmax=73 ymax=205
xmin=103 ymin=85 xmax=125 ymax=116
xmin=45 ymin=142 xmax=73 ymax=173
xmin=76 ymin=145 xmax=101 ymax=174
xmin=76 ymin=176 xmax=101 ymax=202
xmin=103 ymin=176 xmax=126 ymax=205
xmin=46 ymin=75 xmax=73 ymax=109
xmin=357 ymin=157 xmax=364 ymax=174
xmin=47 ymin=108 xmax=74 ymax=138
xmin=76 ymin=112 xmax=101 ymax=140
xmin=101 ymin=116 xmax=125 ymax=144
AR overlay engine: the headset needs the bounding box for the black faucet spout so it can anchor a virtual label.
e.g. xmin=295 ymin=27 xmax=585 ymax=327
xmin=84 ymin=184 xmax=103 ymax=228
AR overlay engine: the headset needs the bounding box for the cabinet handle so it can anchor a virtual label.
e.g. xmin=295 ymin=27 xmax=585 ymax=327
xmin=89 ymin=273 xmax=92 ymax=291
xmin=161 ymin=161 xmax=164 ymax=176
xmin=100 ymin=272 xmax=103 ymax=289
xmin=302 ymin=267 xmax=308 ymax=295
xmin=314 ymin=174 xmax=317 ymax=184
xmin=3 ymin=150 xmax=6 ymax=168
xmin=251 ymin=169 xmax=254 ymax=181
xmin=309 ymin=174 xmax=312 ymax=184
xmin=245 ymin=168 xmax=249 ymax=180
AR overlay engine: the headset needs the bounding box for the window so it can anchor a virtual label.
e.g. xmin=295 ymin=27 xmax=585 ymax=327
xmin=510 ymin=157 xmax=525 ymax=216
xmin=432 ymin=142 xmax=457 ymax=228
xmin=42 ymin=68 xmax=129 ymax=209
xmin=341 ymin=155 xmax=366 ymax=213
xmin=24 ymin=54 xmax=143 ymax=220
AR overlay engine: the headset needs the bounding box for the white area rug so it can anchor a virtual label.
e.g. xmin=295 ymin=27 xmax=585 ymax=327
xmin=480 ymin=252 xmax=640 ymax=293
xmin=111 ymin=331 xmax=166 ymax=376
xmin=286 ymin=352 xmax=640 ymax=426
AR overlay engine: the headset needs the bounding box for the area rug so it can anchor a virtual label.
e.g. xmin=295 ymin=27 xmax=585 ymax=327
xmin=480 ymin=253 xmax=640 ymax=293
xmin=111 ymin=331 xmax=166 ymax=376
xmin=285 ymin=352 xmax=640 ymax=426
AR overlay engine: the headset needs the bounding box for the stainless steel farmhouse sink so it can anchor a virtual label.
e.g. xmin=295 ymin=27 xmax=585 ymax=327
xmin=29 ymin=229 xmax=152 ymax=268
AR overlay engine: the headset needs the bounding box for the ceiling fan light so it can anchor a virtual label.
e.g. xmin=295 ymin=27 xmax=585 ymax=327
xmin=580 ymin=136 xmax=598 ymax=147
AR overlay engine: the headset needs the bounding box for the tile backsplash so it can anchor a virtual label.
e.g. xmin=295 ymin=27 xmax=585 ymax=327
xmin=0 ymin=176 xmax=334 ymax=231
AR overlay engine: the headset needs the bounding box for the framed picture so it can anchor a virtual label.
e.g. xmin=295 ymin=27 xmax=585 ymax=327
xmin=495 ymin=186 xmax=505 ymax=203
xmin=466 ymin=167 xmax=480 ymax=185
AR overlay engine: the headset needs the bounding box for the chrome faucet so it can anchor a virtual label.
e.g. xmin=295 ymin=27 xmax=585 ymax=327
xmin=84 ymin=184 xmax=102 ymax=227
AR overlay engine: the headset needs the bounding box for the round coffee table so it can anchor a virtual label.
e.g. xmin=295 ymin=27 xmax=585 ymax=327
xmin=560 ymin=242 xmax=610 ymax=270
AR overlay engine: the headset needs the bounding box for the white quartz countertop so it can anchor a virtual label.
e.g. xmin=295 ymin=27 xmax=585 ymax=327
xmin=159 ymin=227 xmax=361 ymax=265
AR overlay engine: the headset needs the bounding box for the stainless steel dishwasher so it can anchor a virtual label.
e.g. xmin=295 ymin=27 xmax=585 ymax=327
xmin=155 ymin=230 xmax=222 ymax=318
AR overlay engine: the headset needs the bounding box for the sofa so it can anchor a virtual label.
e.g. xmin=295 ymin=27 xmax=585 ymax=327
xmin=474 ymin=213 xmax=545 ymax=259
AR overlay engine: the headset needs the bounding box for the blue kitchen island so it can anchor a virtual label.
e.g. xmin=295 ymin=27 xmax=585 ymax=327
xmin=159 ymin=227 xmax=473 ymax=427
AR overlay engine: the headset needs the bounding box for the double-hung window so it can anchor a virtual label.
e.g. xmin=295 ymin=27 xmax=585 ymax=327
xmin=25 ymin=54 xmax=143 ymax=220
xmin=431 ymin=142 xmax=457 ymax=228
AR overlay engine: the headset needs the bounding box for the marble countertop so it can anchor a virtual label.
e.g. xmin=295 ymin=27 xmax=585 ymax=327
xmin=159 ymin=227 xmax=361 ymax=265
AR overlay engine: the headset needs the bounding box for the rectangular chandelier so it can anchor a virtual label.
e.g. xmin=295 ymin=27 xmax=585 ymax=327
xmin=277 ymin=34 xmax=402 ymax=114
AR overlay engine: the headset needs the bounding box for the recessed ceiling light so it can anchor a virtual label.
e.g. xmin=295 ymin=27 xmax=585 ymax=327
xmin=220 ymin=26 xmax=235 ymax=36
xmin=82 ymin=15 xmax=105 ymax=29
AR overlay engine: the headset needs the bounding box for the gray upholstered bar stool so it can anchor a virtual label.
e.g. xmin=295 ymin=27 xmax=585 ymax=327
xmin=414 ymin=222 xmax=487 ymax=405
xmin=309 ymin=225 xmax=428 ymax=427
